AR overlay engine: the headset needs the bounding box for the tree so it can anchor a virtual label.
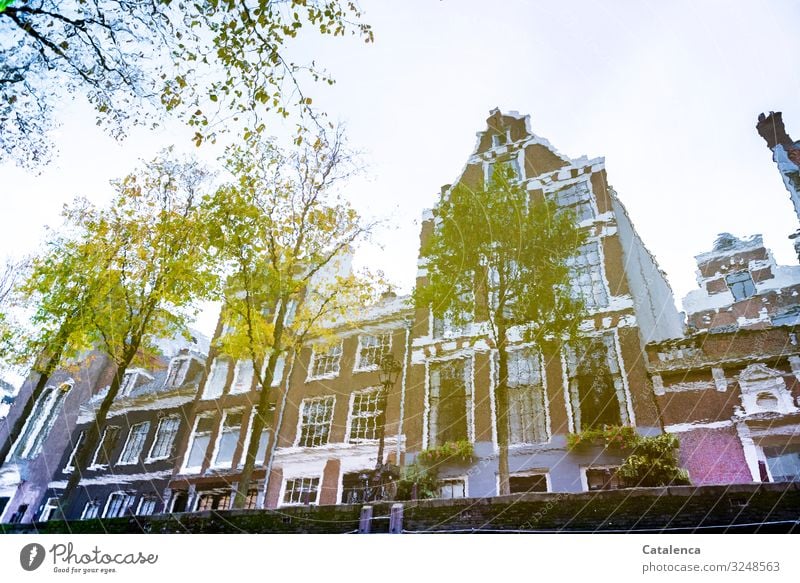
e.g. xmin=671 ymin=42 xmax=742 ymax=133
xmin=0 ymin=228 xmax=124 ymax=466
xmin=414 ymin=162 xmax=588 ymax=496
xmin=51 ymin=151 xmax=217 ymax=511
xmin=203 ymin=128 xmax=377 ymax=508
xmin=1 ymin=0 xmax=373 ymax=168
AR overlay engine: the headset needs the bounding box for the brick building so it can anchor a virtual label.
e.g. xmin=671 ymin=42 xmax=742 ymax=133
xmin=648 ymin=234 xmax=800 ymax=486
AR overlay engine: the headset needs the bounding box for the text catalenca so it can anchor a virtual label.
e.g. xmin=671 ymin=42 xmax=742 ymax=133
xmin=642 ymin=545 xmax=701 ymax=555
xmin=50 ymin=543 xmax=158 ymax=565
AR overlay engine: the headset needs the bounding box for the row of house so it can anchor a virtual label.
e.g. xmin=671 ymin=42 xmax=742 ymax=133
xmin=1 ymin=109 xmax=799 ymax=524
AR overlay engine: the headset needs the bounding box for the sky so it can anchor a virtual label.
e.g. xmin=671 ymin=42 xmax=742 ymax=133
xmin=1 ymin=0 xmax=800 ymax=350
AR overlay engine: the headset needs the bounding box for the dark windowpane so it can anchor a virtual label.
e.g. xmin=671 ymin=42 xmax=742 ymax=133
xmin=509 ymin=474 xmax=548 ymax=493
xmin=726 ymin=271 xmax=756 ymax=301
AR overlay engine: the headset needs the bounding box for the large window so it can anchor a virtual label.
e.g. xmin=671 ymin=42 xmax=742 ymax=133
xmin=147 ymin=416 xmax=180 ymax=461
xmin=103 ymin=492 xmax=136 ymax=518
xmin=12 ymin=382 xmax=72 ymax=460
xmin=184 ymin=415 xmax=215 ymax=472
xmin=91 ymin=425 xmax=121 ymax=467
xmin=297 ymin=396 xmax=335 ymax=447
xmin=136 ymin=497 xmax=159 ymax=516
xmin=282 ymin=477 xmax=320 ymax=506
xmin=117 ymin=421 xmax=151 ymax=465
xmin=438 ymin=478 xmax=467 ymax=499
xmin=309 ymin=343 xmax=343 ymax=379
xmin=195 ymin=489 xmax=232 ymax=512
xmin=566 ymin=334 xmax=627 ymax=432
xmin=202 ymin=357 xmax=230 ymax=399
xmin=165 ymin=357 xmax=192 ymax=388
xmin=567 ymin=241 xmax=609 ymax=309
xmin=764 ymin=445 xmax=800 ymax=482
xmin=501 ymin=348 xmax=548 ymax=445
xmin=63 ymin=431 xmax=85 ymax=473
xmin=553 ymin=180 xmax=596 ymax=223
xmin=726 ymin=271 xmax=757 ymax=301
xmin=347 ymin=388 xmax=383 ymax=442
xmin=81 ymin=500 xmax=100 ymax=520
xmin=212 ymin=410 xmax=243 ymax=468
xmin=354 ymin=333 xmax=392 ymax=371
xmin=509 ymin=473 xmax=548 ymax=494
xmin=231 ymin=360 xmax=254 ymax=393
xmin=428 ymin=358 xmax=472 ymax=447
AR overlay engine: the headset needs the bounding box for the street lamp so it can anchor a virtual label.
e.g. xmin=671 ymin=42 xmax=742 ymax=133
xmin=370 ymin=351 xmax=401 ymax=500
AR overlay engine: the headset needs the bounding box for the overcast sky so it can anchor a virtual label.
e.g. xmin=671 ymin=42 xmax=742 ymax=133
xmin=1 ymin=0 xmax=799 ymax=344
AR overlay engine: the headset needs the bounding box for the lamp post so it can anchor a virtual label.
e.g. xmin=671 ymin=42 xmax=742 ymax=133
xmin=370 ymin=351 xmax=401 ymax=500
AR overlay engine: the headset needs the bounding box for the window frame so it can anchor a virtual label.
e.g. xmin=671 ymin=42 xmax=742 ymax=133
xmin=353 ymin=332 xmax=393 ymax=372
xmin=90 ymin=425 xmax=121 ymax=469
xmin=307 ymin=342 xmax=344 ymax=380
xmin=62 ymin=431 xmax=85 ymax=474
xmin=567 ymin=240 xmax=610 ymax=310
xmin=117 ymin=421 xmax=151 ymax=466
xmin=11 ymin=381 xmax=72 ymax=460
xmin=230 ymin=359 xmax=255 ymax=394
xmin=280 ymin=476 xmax=322 ymax=507
xmin=493 ymin=346 xmax=550 ymax=447
xmin=102 ymin=491 xmax=136 ymax=518
xmin=725 ymin=270 xmax=757 ymax=301
xmin=210 ymin=408 xmax=244 ymax=469
xmin=296 ymin=395 xmax=336 ymax=448
xmin=202 ymin=356 xmax=230 ymax=400
xmin=164 ymin=356 xmax=193 ymax=389
xmin=425 ymin=355 xmax=475 ymax=449
xmin=146 ymin=415 xmax=181 ymax=462
xmin=181 ymin=413 xmax=215 ymax=473
xmin=346 ymin=386 xmax=384 ymax=443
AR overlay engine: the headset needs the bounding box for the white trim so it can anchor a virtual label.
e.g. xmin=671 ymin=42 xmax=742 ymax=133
xmin=664 ymin=419 xmax=734 ymax=433
xmin=102 ymin=491 xmax=135 ymax=519
xmin=345 ymin=386 xmax=382 ymax=444
xmin=278 ymin=474 xmax=323 ymax=507
xmin=181 ymin=413 xmax=215 ymax=473
xmin=89 ymin=425 xmax=120 ymax=470
xmin=579 ymin=464 xmax=622 ymax=492
xmin=305 ymin=341 xmax=344 ymax=382
xmin=230 ymin=359 xmax=255 ymax=394
xmin=116 ymin=420 xmax=151 ymax=466
xmin=423 ymin=351 xmax=476 ymax=449
xmin=202 ymin=357 xmax=230 ymax=400
xmin=437 ymin=475 xmax=469 ymax=499
xmin=210 ymin=408 xmax=245 ymax=469
xmin=352 ymin=332 xmax=393 ymax=373
xmin=144 ymin=415 xmax=181 ymax=463
xmin=294 ymin=395 xmax=336 ymax=448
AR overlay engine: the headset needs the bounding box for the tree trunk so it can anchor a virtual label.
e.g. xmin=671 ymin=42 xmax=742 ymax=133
xmin=59 ymin=348 xmax=136 ymax=517
xmin=233 ymin=298 xmax=289 ymax=509
xmin=495 ymin=319 xmax=511 ymax=496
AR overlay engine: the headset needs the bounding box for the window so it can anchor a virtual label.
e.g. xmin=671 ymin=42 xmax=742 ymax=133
xmin=118 ymin=421 xmax=151 ymax=465
xmin=212 ymin=410 xmax=243 ymax=468
xmin=103 ymin=492 xmax=136 ymax=518
xmin=63 ymin=431 xmax=85 ymax=473
xmin=195 ymin=489 xmax=231 ymax=512
xmin=553 ymin=181 xmax=595 ymax=223
xmin=202 ymin=357 xmax=230 ymax=399
xmin=341 ymin=471 xmax=371 ymax=504
xmin=438 ymin=478 xmax=467 ymax=499
xmin=165 ymin=357 xmax=192 ymax=388
xmin=726 ymin=271 xmax=756 ymax=301
xmin=8 ymin=504 xmax=28 ymax=524
xmin=91 ymin=425 xmax=121 ymax=467
xmin=12 ymin=382 xmax=71 ymax=459
xmin=282 ymin=477 xmax=320 ymax=506
xmin=309 ymin=343 xmax=343 ymax=378
xmin=491 ymin=130 xmax=509 ymax=148
xmin=184 ymin=415 xmax=215 ymax=471
xmin=566 ymin=334 xmax=627 ymax=432
xmin=238 ymin=411 xmax=271 ymax=468
xmin=297 ymin=396 xmax=335 ymax=447
xmin=271 ymin=354 xmax=286 ymax=387
xmin=432 ymin=291 xmax=473 ymax=338
xmin=231 ymin=360 xmax=254 ymax=393
xmin=763 ymin=445 xmax=800 ymax=482
xmin=487 ymin=157 xmax=520 ymax=182
xmin=585 ymin=467 xmax=626 ymax=491
xmin=244 ymin=489 xmax=259 ymax=510
xmin=120 ymin=371 xmax=138 ymax=396
xmin=568 ymin=242 xmax=609 ymax=309
xmin=147 ymin=416 xmax=180 ymax=461
xmin=428 ymin=358 xmax=472 ymax=447
xmin=501 ymin=348 xmax=548 ymax=445
xmin=136 ymin=497 xmax=158 ymax=516
xmin=80 ymin=500 xmax=100 ymax=520
xmin=354 ymin=333 xmax=392 ymax=371
xmin=509 ymin=473 xmax=548 ymax=494
xmin=39 ymin=497 xmax=60 ymax=522
xmin=347 ymin=388 xmax=383 ymax=442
